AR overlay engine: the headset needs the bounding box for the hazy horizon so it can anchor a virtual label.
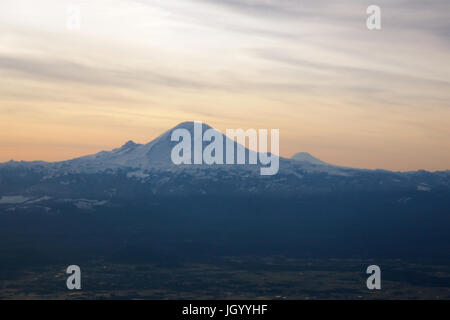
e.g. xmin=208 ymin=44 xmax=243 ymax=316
xmin=1 ymin=0 xmax=449 ymax=171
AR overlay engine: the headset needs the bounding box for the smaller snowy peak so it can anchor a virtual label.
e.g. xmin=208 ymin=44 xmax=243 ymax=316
xmin=291 ymin=152 xmax=329 ymax=165
xmin=121 ymin=140 xmax=139 ymax=148
xmin=111 ymin=140 xmax=142 ymax=155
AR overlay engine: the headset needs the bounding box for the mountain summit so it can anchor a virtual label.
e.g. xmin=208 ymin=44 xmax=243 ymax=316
xmin=291 ymin=152 xmax=330 ymax=166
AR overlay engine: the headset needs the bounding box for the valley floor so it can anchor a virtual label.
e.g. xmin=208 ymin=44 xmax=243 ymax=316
xmin=1 ymin=256 xmax=450 ymax=300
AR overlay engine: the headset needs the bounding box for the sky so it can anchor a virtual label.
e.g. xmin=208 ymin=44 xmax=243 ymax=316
xmin=0 ymin=0 xmax=449 ymax=171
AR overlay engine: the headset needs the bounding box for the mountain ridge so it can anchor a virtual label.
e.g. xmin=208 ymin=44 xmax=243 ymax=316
xmin=0 ymin=121 xmax=448 ymax=175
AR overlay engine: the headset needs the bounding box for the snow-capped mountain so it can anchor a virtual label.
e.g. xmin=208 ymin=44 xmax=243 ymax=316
xmin=0 ymin=122 xmax=449 ymax=203
xmin=0 ymin=121 xmax=353 ymax=176
xmin=0 ymin=121 xmax=350 ymax=176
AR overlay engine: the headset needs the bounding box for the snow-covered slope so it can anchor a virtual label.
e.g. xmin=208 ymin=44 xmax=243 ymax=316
xmin=52 ymin=122 xmax=208 ymax=172
xmin=48 ymin=121 xmax=274 ymax=174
